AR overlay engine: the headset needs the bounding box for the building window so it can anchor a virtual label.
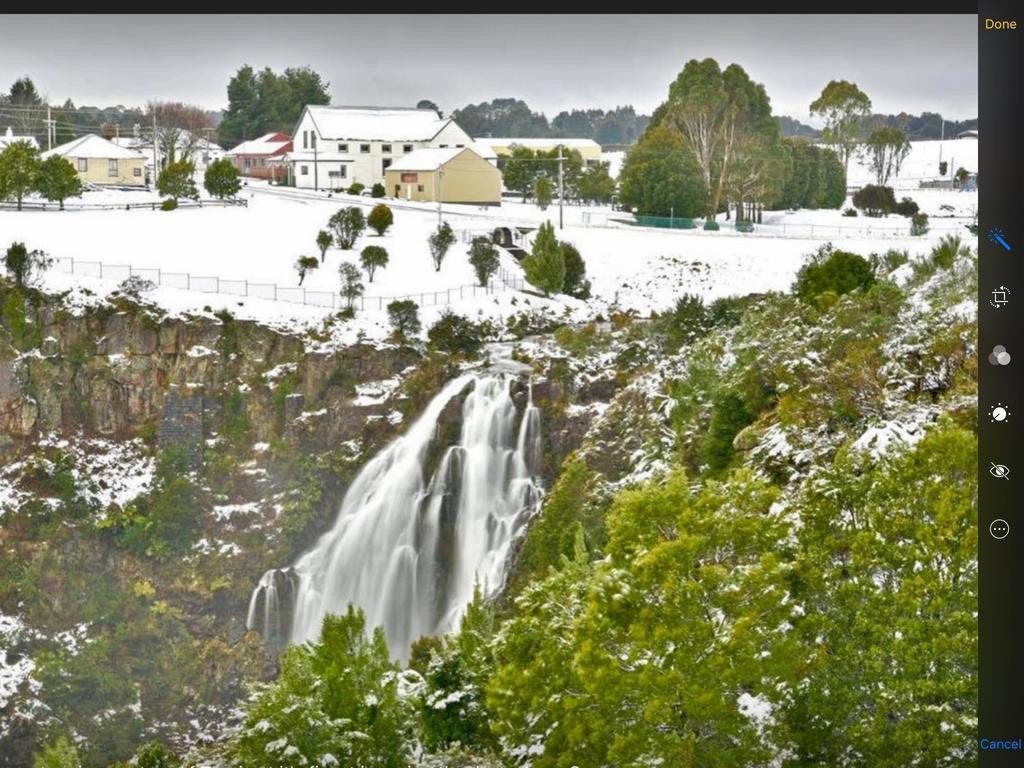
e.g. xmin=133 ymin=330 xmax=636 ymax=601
xmin=360 ymin=144 xmax=371 ymax=153
xmin=439 ymin=144 xmax=449 ymax=148
xmin=338 ymin=143 xmax=348 ymax=153
xmin=328 ymin=166 xmax=348 ymax=179
xmin=456 ymin=143 xmax=464 ymax=148
xmin=417 ymin=184 xmax=424 ymax=192
xmin=301 ymin=165 xmax=309 ymax=176
xmin=403 ymin=144 xmax=413 ymax=153
xmin=133 ymin=167 xmax=142 ymax=177
xmin=108 ymin=159 xmax=118 ymax=177
xmin=77 ymin=158 xmax=88 ymax=172
xmin=303 ymin=131 xmax=308 ymax=149
xmin=310 ymin=133 xmax=316 ymax=149
xmin=382 ymin=143 xmax=392 ymax=154
xmin=382 ymin=159 xmax=392 ymax=173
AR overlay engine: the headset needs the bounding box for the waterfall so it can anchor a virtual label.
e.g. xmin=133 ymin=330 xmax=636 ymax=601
xmin=248 ymin=373 xmax=542 ymax=662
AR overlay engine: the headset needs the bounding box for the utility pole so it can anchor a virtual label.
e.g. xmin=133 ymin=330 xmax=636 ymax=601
xmin=437 ymin=165 xmax=444 ymax=227
xmin=557 ymin=146 xmax=564 ymax=230
xmin=44 ymin=106 xmax=54 ymax=150
xmin=938 ymin=113 xmax=944 ymax=171
xmin=152 ymin=114 xmax=159 ymax=189
xmin=313 ymin=134 xmax=319 ymax=191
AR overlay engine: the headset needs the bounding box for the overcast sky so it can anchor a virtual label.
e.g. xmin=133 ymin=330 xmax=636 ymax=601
xmin=0 ymin=14 xmax=978 ymax=121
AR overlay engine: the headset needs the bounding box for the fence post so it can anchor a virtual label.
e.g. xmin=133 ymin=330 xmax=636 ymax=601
xmin=99 ymin=263 xmax=103 ymax=278
xmin=187 ymin=274 xmax=191 ymax=290
xmin=216 ymin=277 xmax=220 ymax=293
xmin=446 ymin=289 xmax=450 ymax=304
xmin=274 ymin=284 xmax=277 ymax=300
xmin=303 ymin=289 xmax=307 ymax=305
xmin=244 ymin=280 xmax=248 ymax=297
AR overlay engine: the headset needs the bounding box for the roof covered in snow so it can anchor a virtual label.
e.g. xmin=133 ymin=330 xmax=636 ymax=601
xmin=386 ymin=147 xmax=490 ymax=172
xmin=302 ymin=105 xmax=462 ymax=142
xmin=42 ymin=134 xmax=144 ymax=160
xmin=0 ymin=127 xmax=39 ymax=150
xmin=473 ymin=137 xmax=601 ymax=151
xmin=227 ymin=133 xmax=292 ymax=157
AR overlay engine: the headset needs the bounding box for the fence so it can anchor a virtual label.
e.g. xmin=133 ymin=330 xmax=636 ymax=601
xmin=612 ymin=214 xmax=971 ymax=239
xmin=49 ymin=256 xmax=525 ymax=312
xmin=0 ymin=198 xmax=248 ymax=213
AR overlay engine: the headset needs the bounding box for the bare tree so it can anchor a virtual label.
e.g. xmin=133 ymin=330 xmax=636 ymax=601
xmin=144 ymin=101 xmax=212 ymax=167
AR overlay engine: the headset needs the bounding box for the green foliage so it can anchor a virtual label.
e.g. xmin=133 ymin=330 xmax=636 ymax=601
xmin=294 ymin=255 xmax=319 ymax=285
xmin=559 ymin=242 xmax=590 ymax=299
xmin=132 ymin=742 xmax=179 ymax=768
xmin=4 ymin=240 xmax=51 ymax=292
xmin=794 ymin=243 xmax=875 ymax=303
xmin=427 ymin=310 xmax=483 ymax=356
xmin=33 ymin=735 xmax=81 ymax=768
xmin=159 ymin=198 xmax=177 ymax=211
xmin=35 ymin=156 xmax=83 ymax=209
xmin=910 ymin=211 xmax=929 ymax=236
xmin=347 ymin=182 xmax=366 ymax=195
xmin=809 ymin=79 xmax=872 ymax=169
xmin=119 ymin=447 xmax=202 ymax=558
xmin=386 ymin=299 xmax=421 ymax=341
xmin=522 ymin=221 xmax=565 ymax=296
xmin=619 ymin=125 xmax=707 ymax=217
xmin=533 ymin=175 xmax=553 ymax=210
xmin=219 ymin=65 xmax=329 ymax=146
xmin=658 ymin=293 xmax=711 ymax=351
xmin=202 ymin=157 xmax=241 ymax=199
xmin=2 ymin=284 xmax=42 ymax=350
xmin=315 ymin=229 xmax=333 ymax=262
xmin=156 ymin=161 xmax=198 ymax=201
xmin=467 ymin=236 xmax=499 ymax=287
xmin=894 ymin=196 xmax=919 ymax=217
xmin=229 ymin=606 xmax=410 ymax=768
xmin=328 ymin=206 xmax=366 ymax=250
xmin=367 ymin=203 xmax=394 ymax=235
xmin=516 ymin=458 xmax=607 ymax=585
xmin=338 ymin=262 xmax=364 ymax=309
xmin=359 ymin=245 xmax=389 ymax=282
xmin=703 ymin=219 xmax=720 ymax=231
xmin=776 ymin=139 xmax=845 ymax=210
xmin=502 ymin=145 xmax=542 ymax=201
xmin=0 ymin=138 xmax=41 ymax=209
xmin=852 ymin=184 xmax=896 ymax=217
xmin=930 ymin=234 xmax=971 ymax=270
xmin=371 ymin=182 xmax=386 ymax=198
xmin=428 ymin=222 xmax=456 ymax=272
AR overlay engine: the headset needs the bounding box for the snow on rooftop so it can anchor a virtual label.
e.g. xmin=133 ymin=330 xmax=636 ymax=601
xmin=386 ymin=147 xmax=483 ymax=172
xmin=0 ymin=127 xmax=39 ymax=150
xmin=474 ymin=137 xmax=601 ymax=151
xmin=227 ymin=133 xmax=292 ymax=156
xmin=41 ymin=133 xmax=145 ymax=160
xmin=305 ymin=105 xmax=457 ymax=142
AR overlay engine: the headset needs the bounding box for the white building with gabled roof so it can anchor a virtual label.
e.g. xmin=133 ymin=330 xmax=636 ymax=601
xmin=0 ymin=127 xmax=39 ymax=151
xmin=42 ymin=134 xmax=147 ymax=187
xmin=287 ymin=105 xmax=477 ymax=190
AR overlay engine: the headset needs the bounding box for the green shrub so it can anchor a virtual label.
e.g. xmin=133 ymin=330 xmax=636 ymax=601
xmin=160 ymin=198 xmax=177 ymax=211
xmin=703 ymin=219 xmax=720 ymax=231
xmin=328 ymin=206 xmax=365 ymax=250
xmin=895 ymin=196 xmax=919 ymax=217
xmin=930 ymin=234 xmax=971 ymax=270
xmin=660 ymin=293 xmax=711 ymax=350
xmin=560 ymin=242 xmax=590 ymax=299
xmin=203 ymin=158 xmax=241 ymax=199
xmin=347 ymin=182 xmax=365 ymax=195
xmin=359 ymin=245 xmax=389 ymax=282
xmin=367 ymin=203 xmax=394 ymax=236
xmin=852 ymin=184 xmax=896 ymax=217
xmin=843 ymin=207 xmax=858 ymax=217
xmin=427 ymin=310 xmax=484 ymax=356
xmin=386 ymin=299 xmax=421 ymax=341
xmin=910 ymin=212 xmax=930 ymax=236
xmin=370 ymin=182 xmax=386 ymax=198
xmin=156 ymin=161 xmax=198 ymax=201
xmin=735 ymin=220 xmax=754 ymax=233
xmin=794 ymin=244 xmax=876 ymax=303
xmin=522 ymin=221 xmax=564 ymax=296
xmin=468 ymin=236 xmax=500 ymax=287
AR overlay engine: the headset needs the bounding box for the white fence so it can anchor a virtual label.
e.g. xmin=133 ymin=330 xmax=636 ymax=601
xmin=1 ymin=198 xmax=248 ymax=213
xmin=50 ymin=256 xmax=525 ymax=312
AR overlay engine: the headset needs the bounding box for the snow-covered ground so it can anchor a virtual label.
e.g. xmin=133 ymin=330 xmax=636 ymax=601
xmin=0 ymin=151 xmax=976 ymax=343
xmin=847 ymin=137 xmax=977 ymax=190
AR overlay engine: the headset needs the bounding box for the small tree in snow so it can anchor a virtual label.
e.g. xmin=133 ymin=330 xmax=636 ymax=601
xmin=428 ymin=221 xmax=456 ymax=272
xmin=533 ymin=175 xmax=553 ymax=210
xmin=35 ymin=156 xmax=82 ymax=210
xmin=522 ymin=221 xmax=565 ymax=296
xmin=367 ymin=203 xmax=394 ymax=236
xmin=3 ymin=241 xmax=52 ymax=290
xmin=387 ymin=299 xmax=421 ymax=341
xmin=338 ymin=262 xmax=364 ymax=310
xmin=359 ymin=245 xmax=389 ymax=283
xmin=316 ymin=229 xmax=332 ymax=263
xmin=203 ymin=157 xmax=241 ymax=199
xmin=468 ymin=237 xmax=499 ymax=287
xmin=157 ymin=161 xmax=198 ymax=201
xmin=295 ymin=255 xmax=319 ymax=286
xmin=329 ymin=207 xmax=365 ymax=250
xmin=0 ymin=140 xmax=41 ymax=211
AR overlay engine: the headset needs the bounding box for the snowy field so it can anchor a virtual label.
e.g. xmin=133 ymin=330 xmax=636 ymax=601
xmin=0 ymin=143 xmax=977 ymax=343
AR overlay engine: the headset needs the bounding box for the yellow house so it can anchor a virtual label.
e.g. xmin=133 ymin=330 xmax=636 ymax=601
xmin=385 ymin=147 xmax=501 ymax=205
xmin=41 ymin=134 xmax=147 ymax=187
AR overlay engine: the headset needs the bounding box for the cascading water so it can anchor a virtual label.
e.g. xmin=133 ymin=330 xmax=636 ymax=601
xmin=247 ymin=373 xmax=542 ymax=661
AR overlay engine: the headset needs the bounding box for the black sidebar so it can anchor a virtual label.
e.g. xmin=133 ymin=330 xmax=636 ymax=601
xmin=979 ymin=2 xmax=1023 ymax=764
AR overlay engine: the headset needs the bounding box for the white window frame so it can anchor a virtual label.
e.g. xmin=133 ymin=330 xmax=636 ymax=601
xmin=108 ymin=159 xmax=118 ymax=177
xmin=77 ymin=158 xmax=88 ymax=172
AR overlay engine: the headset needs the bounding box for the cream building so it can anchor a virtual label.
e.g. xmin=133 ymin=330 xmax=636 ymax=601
xmin=472 ymin=137 xmax=603 ymax=166
xmin=384 ymin=147 xmax=501 ymax=205
xmin=42 ymin=134 xmax=147 ymax=187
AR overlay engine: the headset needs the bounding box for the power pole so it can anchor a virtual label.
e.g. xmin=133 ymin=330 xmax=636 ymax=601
xmin=437 ymin=166 xmax=444 ymax=227
xmin=44 ymin=106 xmax=54 ymax=150
xmin=152 ymin=114 xmax=159 ymax=189
xmin=557 ymin=146 xmax=564 ymax=230
xmin=938 ymin=113 xmax=944 ymax=170
xmin=313 ymin=134 xmax=318 ymax=191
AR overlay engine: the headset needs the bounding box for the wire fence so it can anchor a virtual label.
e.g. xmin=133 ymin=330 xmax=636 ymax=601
xmin=1 ymin=198 xmax=248 ymax=213
xmin=49 ymin=255 xmax=525 ymax=312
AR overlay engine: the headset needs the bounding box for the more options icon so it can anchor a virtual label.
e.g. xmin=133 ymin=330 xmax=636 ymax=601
xmin=990 ymin=519 xmax=1010 ymax=540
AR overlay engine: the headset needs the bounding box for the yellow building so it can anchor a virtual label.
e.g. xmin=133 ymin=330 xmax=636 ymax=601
xmin=41 ymin=134 xmax=147 ymax=187
xmin=385 ymin=147 xmax=501 ymax=205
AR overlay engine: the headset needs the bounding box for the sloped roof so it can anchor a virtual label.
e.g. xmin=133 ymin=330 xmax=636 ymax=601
xmin=386 ymin=147 xmax=491 ymax=172
xmin=1 ymin=127 xmax=39 ymax=150
xmin=303 ymin=106 xmax=461 ymax=142
xmin=42 ymin=133 xmax=144 ymax=160
xmin=227 ymin=133 xmax=292 ymax=156
xmin=473 ymin=137 xmax=601 ymax=151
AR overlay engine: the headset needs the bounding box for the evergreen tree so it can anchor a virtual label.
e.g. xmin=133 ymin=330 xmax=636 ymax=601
xmin=428 ymin=222 xmax=456 ymax=272
xmin=202 ymin=157 xmax=241 ymax=199
xmin=338 ymin=262 xmax=364 ymax=310
xmin=522 ymin=221 xmax=565 ymax=296
xmin=502 ymin=145 xmax=540 ymax=202
xmin=315 ymin=229 xmax=332 ymax=262
xmin=468 ymin=236 xmax=500 ymax=287
xmin=359 ymin=245 xmax=389 ymax=282
xmin=560 ymin=241 xmax=590 ymax=299
xmin=619 ymin=125 xmax=706 ymax=217
xmin=576 ymin=162 xmax=616 ymax=204
xmin=156 ymin=161 xmax=198 ymax=202
xmin=219 ymin=65 xmax=329 ymax=147
xmin=35 ymin=156 xmax=82 ymax=210
xmin=533 ymin=175 xmax=553 ymax=210
xmin=367 ymin=203 xmax=394 ymax=235
xmin=3 ymin=241 xmax=52 ymax=289
xmin=0 ymin=140 xmax=41 ymax=210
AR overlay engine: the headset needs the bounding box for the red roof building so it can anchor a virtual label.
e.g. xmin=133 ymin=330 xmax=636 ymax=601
xmin=226 ymin=132 xmax=292 ymax=181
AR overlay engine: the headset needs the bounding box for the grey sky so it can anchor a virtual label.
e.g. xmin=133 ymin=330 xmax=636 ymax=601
xmin=0 ymin=14 xmax=978 ymax=121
